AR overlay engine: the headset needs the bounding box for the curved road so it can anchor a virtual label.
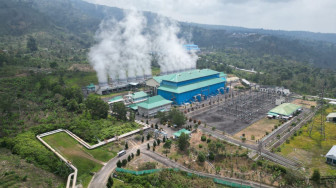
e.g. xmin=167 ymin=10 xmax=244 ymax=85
xmin=89 ymin=141 xmax=274 ymax=188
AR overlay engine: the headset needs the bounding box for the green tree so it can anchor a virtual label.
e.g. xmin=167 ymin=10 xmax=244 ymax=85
xmin=163 ymin=140 xmax=172 ymax=150
xmin=169 ymin=108 xmax=186 ymax=127
xmin=67 ymin=99 xmax=79 ymax=112
xmin=147 ymin=143 xmax=150 ymax=150
xmin=107 ymin=176 xmax=114 ymax=188
xmin=127 ymin=155 xmax=131 ymax=162
xmin=125 ymin=142 xmax=128 ymax=150
xmin=157 ymin=111 xmax=168 ymax=124
xmin=63 ymin=87 xmax=83 ymax=104
xmin=153 ymin=141 xmax=157 ymax=147
xmin=311 ymin=169 xmax=320 ymax=183
xmin=122 ymin=159 xmax=127 ymax=166
xmin=209 ymin=152 xmax=215 ymax=160
xmin=177 ymin=132 xmax=189 ymax=151
xmin=198 ymin=152 xmax=206 ymax=162
xmin=116 ymin=160 xmax=122 ymax=168
xmin=112 ymin=102 xmax=127 ymax=121
xmin=137 ymin=149 xmax=140 ymax=156
xmin=27 ymin=36 xmax=38 ymax=52
xmin=129 ymin=110 xmax=135 ymax=122
xmin=50 ymin=62 xmax=58 ymax=69
xmin=84 ymin=94 xmax=109 ymax=119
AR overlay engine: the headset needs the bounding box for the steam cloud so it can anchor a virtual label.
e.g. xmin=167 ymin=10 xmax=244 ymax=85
xmin=88 ymin=9 xmax=197 ymax=85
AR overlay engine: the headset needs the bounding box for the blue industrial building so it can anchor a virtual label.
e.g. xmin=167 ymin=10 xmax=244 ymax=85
xmin=152 ymin=69 xmax=228 ymax=105
xmin=183 ymin=44 xmax=200 ymax=52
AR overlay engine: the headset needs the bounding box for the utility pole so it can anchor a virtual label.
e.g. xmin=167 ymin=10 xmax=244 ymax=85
xmin=320 ymin=81 xmax=326 ymax=140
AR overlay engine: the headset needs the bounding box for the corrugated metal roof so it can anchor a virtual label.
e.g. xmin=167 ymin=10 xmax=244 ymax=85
xmin=137 ymin=95 xmax=172 ymax=109
xmin=153 ymin=69 xmax=219 ymax=83
xmin=326 ymin=145 xmax=336 ymax=159
xmin=219 ymin=72 xmax=226 ymax=77
xmin=109 ymin=96 xmax=123 ymax=102
xmin=173 ymin=129 xmax=191 ymax=137
xmin=327 ymin=113 xmax=336 ymax=118
xmin=127 ymin=103 xmax=138 ymax=110
xmin=132 ymin=91 xmax=148 ymax=99
xmin=87 ymin=83 xmax=95 ymax=89
xmin=269 ymin=103 xmax=301 ymax=116
xmin=158 ymin=78 xmax=224 ymax=94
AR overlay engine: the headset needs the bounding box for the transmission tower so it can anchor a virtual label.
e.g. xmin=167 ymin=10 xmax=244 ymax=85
xmin=320 ymin=81 xmax=326 ymax=140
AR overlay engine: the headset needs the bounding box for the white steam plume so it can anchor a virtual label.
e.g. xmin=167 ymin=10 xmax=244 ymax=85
xmin=89 ymin=10 xmax=151 ymax=84
xmin=152 ymin=16 xmax=197 ymax=74
xmin=89 ymin=10 xmax=198 ymax=85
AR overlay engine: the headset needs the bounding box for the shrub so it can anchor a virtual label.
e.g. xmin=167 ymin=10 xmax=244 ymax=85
xmin=198 ymin=152 xmax=206 ymax=162
xmin=209 ymin=152 xmax=215 ymax=160
xmin=212 ymin=127 xmax=216 ymax=131
xmin=251 ymin=163 xmax=257 ymax=170
xmin=122 ymin=159 xmax=127 ymax=166
xmin=251 ymin=135 xmax=255 ymax=140
xmin=241 ymin=137 xmax=246 ymax=142
xmin=265 ymin=132 xmax=269 ymax=135
xmin=201 ymin=135 xmax=206 ymax=141
xmin=286 ymin=139 xmax=290 ymax=144
xmin=116 ymin=160 xmax=122 ymax=168
xmin=199 ymin=144 xmax=203 ymax=148
xmin=136 ymin=149 xmax=140 ymax=156
xmin=207 ymin=139 xmax=211 ymax=143
xmin=276 ymin=147 xmax=281 ymax=152
xmin=311 ymin=169 xmax=321 ymax=183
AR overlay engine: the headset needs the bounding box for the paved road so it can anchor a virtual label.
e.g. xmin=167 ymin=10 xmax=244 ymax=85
xmin=142 ymin=150 xmax=274 ymax=188
xmin=88 ymin=146 xmax=140 ymax=188
xmin=90 ymin=140 xmax=274 ymax=188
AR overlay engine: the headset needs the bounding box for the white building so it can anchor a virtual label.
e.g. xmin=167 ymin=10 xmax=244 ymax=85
xmin=326 ymin=145 xmax=336 ymax=165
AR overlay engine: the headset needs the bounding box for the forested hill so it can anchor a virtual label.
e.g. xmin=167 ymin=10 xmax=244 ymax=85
xmin=184 ymin=23 xmax=336 ymax=44
xmin=0 ymin=0 xmax=335 ymax=71
xmin=181 ymin=25 xmax=336 ymax=70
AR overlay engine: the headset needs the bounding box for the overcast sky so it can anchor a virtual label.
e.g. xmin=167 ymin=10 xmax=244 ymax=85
xmin=86 ymin=0 xmax=336 ymax=33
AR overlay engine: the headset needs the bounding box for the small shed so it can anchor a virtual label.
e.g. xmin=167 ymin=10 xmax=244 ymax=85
xmin=268 ymin=103 xmax=302 ymax=118
xmin=326 ymin=145 xmax=336 ymax=165
xmin=173 ymin=129 xmax=191 ymax=139
xmin=108 ymin=96 xmax=124 ymax=105
xmin=327 ymin=113 xmax=336 ymax=123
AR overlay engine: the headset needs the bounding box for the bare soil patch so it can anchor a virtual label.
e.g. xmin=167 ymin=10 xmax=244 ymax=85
xmin=234 ymin=118 xmax=280 ymax=143
xmin=291 ymin=99 xmax=317 ymax=109
xmin=68 ymin=64 xmax=94 ymax=72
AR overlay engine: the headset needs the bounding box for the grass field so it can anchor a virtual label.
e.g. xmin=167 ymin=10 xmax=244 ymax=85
xmin=43 ymin=132 xmax=123 ymax=187
xmin=234 ymin=118 xmax=280 ymax=143
xmin=277 ymin=106 xmax=336 ymax=176
xmin=0 ymin=148 xmax=64 ymax=188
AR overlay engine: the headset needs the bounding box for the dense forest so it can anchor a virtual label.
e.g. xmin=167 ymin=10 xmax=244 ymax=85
xmin=197 ymin=49 xmax=336 ymax=98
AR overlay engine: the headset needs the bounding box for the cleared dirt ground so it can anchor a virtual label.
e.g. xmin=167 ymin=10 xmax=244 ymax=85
xmin=234 ymin=118 xmax=280 ymax=143
xmin=291 ymin=99 xmax=317 ymax=109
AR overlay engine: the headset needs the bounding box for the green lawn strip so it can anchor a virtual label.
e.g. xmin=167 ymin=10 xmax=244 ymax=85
xmin=43 ymin=132 xmax=120 ymax=187
xmin=278 ymin=107 xmax=336 ymax=175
